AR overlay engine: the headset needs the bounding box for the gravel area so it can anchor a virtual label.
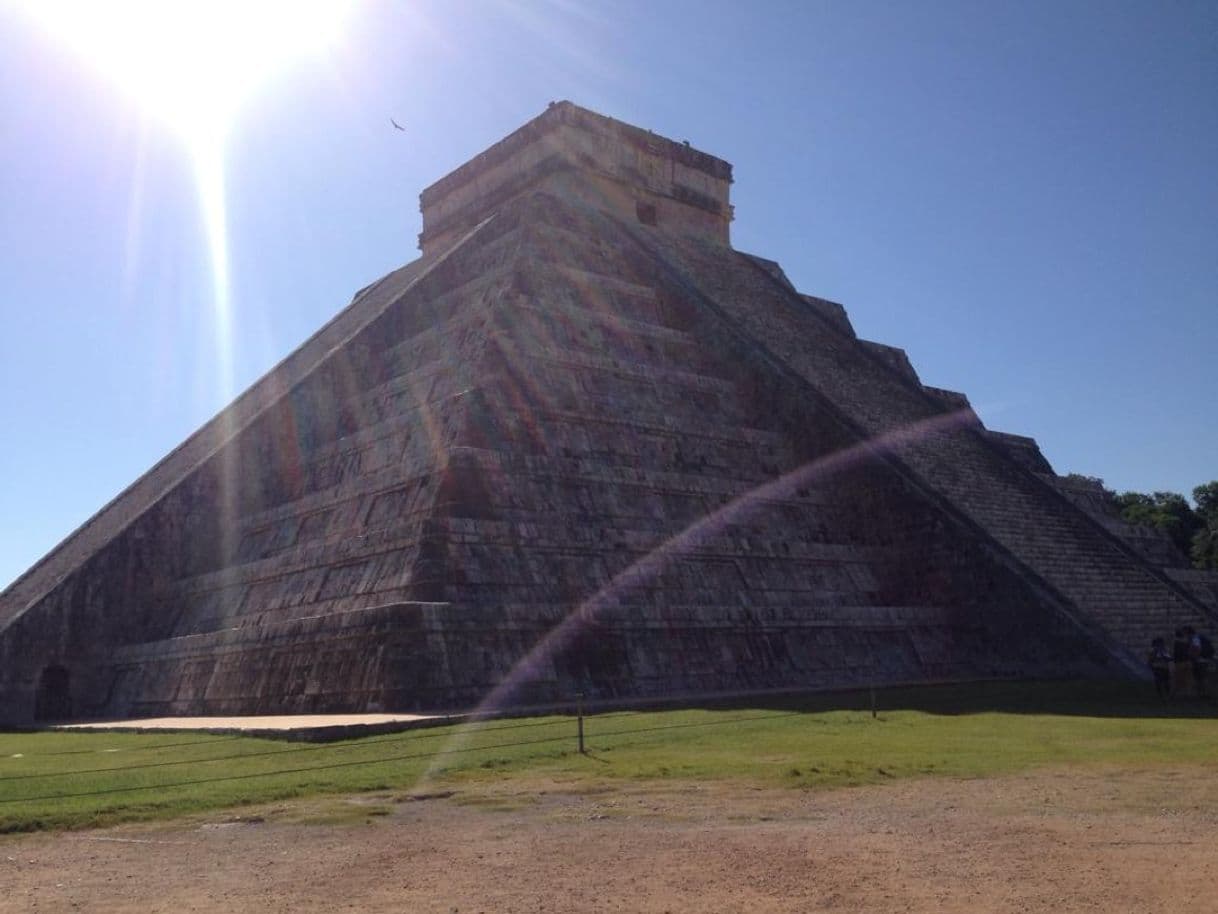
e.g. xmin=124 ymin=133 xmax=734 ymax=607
xmin=2 ymin=766 xmax=1214 ymax=913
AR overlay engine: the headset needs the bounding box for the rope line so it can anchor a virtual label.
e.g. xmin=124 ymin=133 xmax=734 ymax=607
xmin=0 ymin=715 xmax=582 ymax=782
xmin=0 ymin=710 xmax=808 ymax=806
xmin=0 ymin=735 xmax=243 ymax=758
xmin=0 ymin=731 xmax=574 ymax=804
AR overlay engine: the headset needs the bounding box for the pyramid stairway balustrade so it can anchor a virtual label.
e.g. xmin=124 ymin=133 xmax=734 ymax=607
xmin=637 ymin=225 xmax=1215 ymax=663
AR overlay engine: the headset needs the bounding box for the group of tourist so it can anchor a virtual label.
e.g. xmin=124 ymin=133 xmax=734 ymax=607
xmin=1147 ymin=627 xmax=1213 ymax=699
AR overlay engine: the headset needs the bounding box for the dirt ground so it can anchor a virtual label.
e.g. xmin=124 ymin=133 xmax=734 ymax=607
xmin=3 ymin=766 xmax=1215 ymax=913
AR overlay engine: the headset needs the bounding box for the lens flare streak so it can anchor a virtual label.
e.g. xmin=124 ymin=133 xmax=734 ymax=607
xmin=418 ymin=408 xmax=979 ymax=777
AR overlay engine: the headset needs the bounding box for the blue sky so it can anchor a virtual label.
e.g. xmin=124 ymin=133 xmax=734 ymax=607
xmin=0 ymin=0 xmax=1214 ymax=591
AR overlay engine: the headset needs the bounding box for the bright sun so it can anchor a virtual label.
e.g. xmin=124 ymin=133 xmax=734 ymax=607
xmin=19 ymin=0 xmax=353 ymax=145
xmin=18 ymin=0 xmax=355 ymax=430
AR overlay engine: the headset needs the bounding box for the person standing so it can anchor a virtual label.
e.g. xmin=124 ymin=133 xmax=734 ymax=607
xmin=1186 ymin=627 xmax=1212 ymax=699
xmin=1146 ymin=637 xmax=1172 ymax=699
xmin=1172 ymin=628 xmax=1192 ymax=697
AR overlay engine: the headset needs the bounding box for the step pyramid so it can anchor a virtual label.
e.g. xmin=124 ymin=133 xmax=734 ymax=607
xmin=2 ymin=102 xmax=1212 ymax=723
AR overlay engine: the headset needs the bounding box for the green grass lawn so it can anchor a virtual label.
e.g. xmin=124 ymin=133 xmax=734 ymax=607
xmin=1 ymin=680 xmax=1214 ymax=834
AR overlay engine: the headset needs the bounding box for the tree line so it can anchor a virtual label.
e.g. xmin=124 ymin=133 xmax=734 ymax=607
xmin=1063 ymin=477 xmax=1218 ymax=571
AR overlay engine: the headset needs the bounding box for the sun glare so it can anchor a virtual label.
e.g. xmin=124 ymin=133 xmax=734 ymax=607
xmin=21 ymin=0 xmax=354 ymax=562
xmin=19 ymin=0 xmax=354 ymax=374
xmin=20 ymin=0 xmax=352 ymax=144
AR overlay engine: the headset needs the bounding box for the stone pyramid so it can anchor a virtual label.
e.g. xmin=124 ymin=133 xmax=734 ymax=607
xmin=2 ymin=102 xmax=1213 ymax=723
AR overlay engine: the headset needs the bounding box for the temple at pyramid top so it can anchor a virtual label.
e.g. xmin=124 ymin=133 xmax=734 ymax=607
xmin=418 ymin=101 xmax=734 ymax=254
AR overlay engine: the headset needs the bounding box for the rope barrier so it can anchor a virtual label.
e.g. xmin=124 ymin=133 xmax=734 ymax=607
xmin=0 ymin=708 xmax=812 ymax=806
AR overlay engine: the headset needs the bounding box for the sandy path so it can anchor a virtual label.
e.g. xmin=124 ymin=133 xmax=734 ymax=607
xmin=57 ymin=713 xmax=443 ymax=732
xmin=2 ymin=767 xmax=1215 ymax=913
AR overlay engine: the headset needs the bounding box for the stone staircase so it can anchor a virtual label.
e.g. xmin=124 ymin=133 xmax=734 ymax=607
xmin=641 ymin=224 xmax=1214 ymax=666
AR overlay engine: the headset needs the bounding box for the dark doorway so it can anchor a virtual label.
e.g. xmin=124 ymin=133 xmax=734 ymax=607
xmin=35 ymin=665 xmax=72 ymax=721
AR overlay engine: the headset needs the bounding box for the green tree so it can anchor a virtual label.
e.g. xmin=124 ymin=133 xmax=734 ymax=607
xmin=1190 ymin=481 xmax=1218 ymax=570
xmin=1193 ymin=481 xmax=1218 ymax=522
xmin=1114 ymin=490 xmax=1203 ymax=558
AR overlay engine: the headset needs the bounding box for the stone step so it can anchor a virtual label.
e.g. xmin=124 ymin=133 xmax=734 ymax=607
xmin=115 ymin=599 xmax=448 ymax=661
xmin=648 ymin=229 xmax=1217 ymax=662
xmin=434 ymin=517 xmax=894 ymax=561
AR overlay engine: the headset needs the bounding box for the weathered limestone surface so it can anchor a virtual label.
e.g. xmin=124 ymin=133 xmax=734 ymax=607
xmin=1048 ymin=474 xmax=1218 ymax=613
xmin=1 ymin=102 xmax=1212 ymax=724
xmin=640 ymin=227 xmax=1214 ymax=654
xmin=1164 ymin=569 xmax=1218 ymax=612
xmin=419 ymin=102 xmax=732 ymax=255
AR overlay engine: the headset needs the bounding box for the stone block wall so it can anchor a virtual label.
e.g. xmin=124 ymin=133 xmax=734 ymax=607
xmin=641 ymin=222 xmax=1215 ymax=663
xmin=419 ymin=101 xmax=732 ymax=254
xmin=5 ymin=103 xmax=1208 ymax=723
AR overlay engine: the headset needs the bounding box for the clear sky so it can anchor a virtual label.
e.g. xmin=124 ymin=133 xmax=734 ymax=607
xmin=0 ymin=0 xmax=1214 ymax=591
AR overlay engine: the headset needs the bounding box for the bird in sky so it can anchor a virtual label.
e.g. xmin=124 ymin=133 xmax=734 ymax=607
xmin=390 ymin=118 xmax=405 ymax=131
